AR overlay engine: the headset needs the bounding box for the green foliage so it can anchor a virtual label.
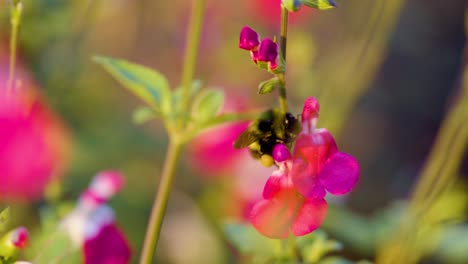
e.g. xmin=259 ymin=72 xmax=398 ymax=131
xmin=94 ymin=56 xmax=172 ymax=115
xmin=132 ymin=106 xmax=160 ymax=125
xmin=0 ymin=208 xmax=10 ymax=233
xmin=302 ymin=0 xmax=336 ymax=10
xmin=26 ymin=204 xmax=82 ymax=264
xmin=258 ymin=78 xmax=280 ymax=95
xmin=224 ymin=223 xmax=363 ymax=264
xmin=191 ymin=89 xmax=224 ymax=125
xmin=224 ymin=222 xmax=282 ymax=262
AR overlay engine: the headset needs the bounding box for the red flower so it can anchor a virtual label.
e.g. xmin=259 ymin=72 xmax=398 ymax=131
xmin=249 ymin=97 xmax=359 ymax=239
xmin=250 ymin=166 xmax=327 ymax=238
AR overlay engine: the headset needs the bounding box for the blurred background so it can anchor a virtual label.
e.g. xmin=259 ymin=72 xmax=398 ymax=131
xmin=1 ymin=0 xmax=468 ymax=263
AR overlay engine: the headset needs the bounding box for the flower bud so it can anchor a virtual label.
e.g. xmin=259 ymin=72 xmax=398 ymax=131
xmin=282 ymin=0 xmax=302 ymax=12
xmin=257 ymin=38 xmax=279 ymax=70
xmin=301 ymin=97 xmax=320 ymax=131
xmin=272 ymin=144 xmax=291 ymax=162
xmin=239 ymin=27 xmax=260 ymax=51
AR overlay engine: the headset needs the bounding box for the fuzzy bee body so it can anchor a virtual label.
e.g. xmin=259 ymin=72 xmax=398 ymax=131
xmin=234 ymin=109 xmax=301 ymax=164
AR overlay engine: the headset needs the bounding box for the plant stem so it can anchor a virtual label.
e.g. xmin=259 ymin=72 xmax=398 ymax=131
xmin=7 ymin=2 xmax=22 ymax=94
xmin=179 ymin=0 xmax=205 ymax=118
xmin=139 ymin=1 xmax=205 ymax=262
xmin=139 ymin=140 xmax=183 ymax=264
xmin=278 ymin=6 xmax=289 ymax=113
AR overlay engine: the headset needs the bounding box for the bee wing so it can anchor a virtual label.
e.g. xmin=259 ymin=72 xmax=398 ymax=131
xmin=234 ymin=129 xmax=262 ymax=149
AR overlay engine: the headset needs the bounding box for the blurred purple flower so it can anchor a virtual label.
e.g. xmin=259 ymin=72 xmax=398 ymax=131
xmin=61 ymin=171 xmax=131 ymax=264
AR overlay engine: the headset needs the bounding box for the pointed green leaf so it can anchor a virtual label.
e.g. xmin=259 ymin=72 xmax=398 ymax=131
xmin=258 ymin=78 xmax=280 ymax=95
xmin=191 ymin=89 xmax=224 ymax=124
xmin=303 ymin=0 xmax=337 ymax=10
xmin=173 ymin=80 xmax=203 ymax=105
xmin=94 ymin=56 xmax=171 ymax=114
xmin=132 ymin=106 xmax=160 ymax=124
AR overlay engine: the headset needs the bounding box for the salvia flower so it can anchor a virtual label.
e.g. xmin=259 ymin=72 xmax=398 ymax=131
xmin=250 ymin=162 xmax=327 ymax=238
xmin=290 ymin=97 xmax=359 ymax=199
xmin=249 ymin=97 xmax=359 ymax=238
xmin=61 ymin=171 xmax=131 ymax=264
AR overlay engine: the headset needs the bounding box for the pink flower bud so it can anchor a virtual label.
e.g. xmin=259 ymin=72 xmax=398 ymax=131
xmin=301 ymin=97 xmax=320 ymax=132
xmin=11 ymin=227 xmax=28 ymax=249
xmin=257 ymin=38 xmax=278 ymax=69
xmin=89 ymin=171 xmax=125 ymax=200
xmin=239 ymin=26 xmax=260 ymax=51
xmin=272 ymin=144 xmax=291 ymax=162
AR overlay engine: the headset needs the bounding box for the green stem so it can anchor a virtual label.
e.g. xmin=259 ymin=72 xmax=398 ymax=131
xmin=139 ymin=140 xmax=184 ymax=264
xmin=7 ymin=2 xmax=22 ymax=94
xmin=278 ymin=6 xmax=289 ymax=113
xmin=179 ymin=0 xmax=205 ymax=118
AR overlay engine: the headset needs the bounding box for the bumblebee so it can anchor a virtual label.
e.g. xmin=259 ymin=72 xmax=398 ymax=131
xmin=234 ymin=109 xmax=301 ymax=166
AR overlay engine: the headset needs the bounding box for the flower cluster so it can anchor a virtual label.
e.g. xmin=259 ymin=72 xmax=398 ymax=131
xmin=250 ymin=97 xmax=359 ymax=238
xmin=60 ymin=171 xmax=131 ymax=264
xmin=239 ymin=26 xmax=280 ymax=72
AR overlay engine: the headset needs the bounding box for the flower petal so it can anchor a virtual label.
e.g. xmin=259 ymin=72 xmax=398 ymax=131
xmin=290 ymin=158 xmax=326 ymax=199
xmin=319 ymin=152 xmax=359 ymax=195
xmin=293 ymin=129 xmax=338 ymax=166
xmin=84 ymin=224 xmax=131 ymax=264
xmin=263 ymin=170 xmax=289 ymax=199
xmin=291 ymin=198 xmax=327 ymax=236
xmin=250 ymin=188 xmax=303 ymax=239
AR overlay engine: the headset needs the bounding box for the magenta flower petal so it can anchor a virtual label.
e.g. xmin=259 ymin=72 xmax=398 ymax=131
xmin=293 ymin=129 xmax=338 ymax=166
xmin=239 ymin=26 xmax=260 ymax=51
xmin=263 ymin=170 xmax=289 ymax=199
xmin=301 ymin=97 xmax=320 ymax=122
xmin=84 ymin=223 xmax=131 ymax=264
xmin=290 ymin=159 xmax=326 ymax=198
xmin=250 ymin=199 xmax=291 ymax=239
xmin=319 ymin=152 xmax=359 ymax=195
xmin=257 ymin=38 xmax=278 ymax=65
xmin=291 ymin=198 xmax=327 ymax=236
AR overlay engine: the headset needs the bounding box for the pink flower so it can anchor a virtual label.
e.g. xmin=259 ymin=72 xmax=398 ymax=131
xmin=0 ymin=50 xmax=71 ymax=201
xmin=249 ymin=97 xmax=359 ymax=238
xmin=250 ymin=165 xmax=328 ymax=238
xmin=290 ymin=98 xmax=359 ymax=199
xmin=187 ymin=92 xmax=250 ymax=177
xmin=0 ymin=91 xmax=70 ymax=201
xmin=61 ymin=171 xmax=131 ymax=264
xmin=246 ymin=0 xmax=315 ymax=29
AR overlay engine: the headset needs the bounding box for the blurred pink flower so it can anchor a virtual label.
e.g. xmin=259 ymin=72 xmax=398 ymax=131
xmin=0 ymin=226 xmax=29 ymax=260
xmin=247 ymin=0 xmax=314 ymax=29
xmin=0 ymin=46 xmax=70 ymax=201
xmin=187 ymin=92 xmax=250 ymax=177
xmin=61 ymin=171 xmax=131 ymax=264
xmin=0 ymin=90 xmax=70 ymax=201
xmin=250 ymin=97 xmax=359 ymax=238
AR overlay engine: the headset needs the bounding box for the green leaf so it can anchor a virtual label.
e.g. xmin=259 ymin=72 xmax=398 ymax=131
xmin=258 ymin=78 xmax=280 ymax=95
xmin=0 ymin=208 xmax=10 ymax=232
xmin=302 ymin=0 xmax=337 ymax=10
xmin=132 ymin=106 xmax=160 ymax=124
xmin=191 ymin=89 xmax=224 ymax=124
xmin=94 ymin=56 xmax=171 ymax=114
xmin=224 ymin=222 xmax=281 ymax=257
